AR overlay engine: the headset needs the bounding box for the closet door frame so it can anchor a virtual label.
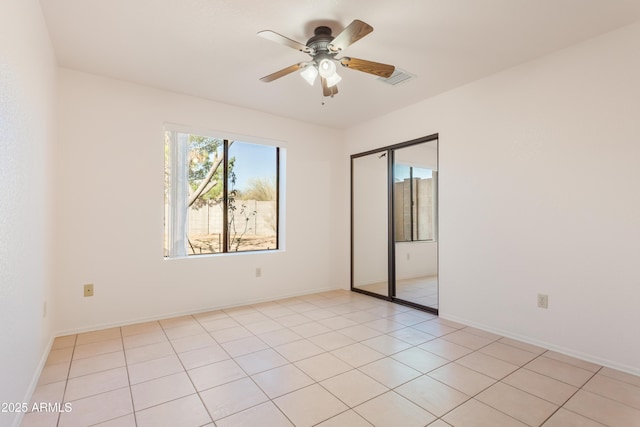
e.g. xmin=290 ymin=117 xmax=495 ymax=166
xmin=350 ymin=133 xmax=439 ymax=315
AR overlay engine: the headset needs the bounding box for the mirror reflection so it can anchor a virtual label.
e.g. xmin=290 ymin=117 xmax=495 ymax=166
xmin=352 ymin=151 xmax=389 ymax=297
xmin=394 ymin=141 xmax=438 ymax=308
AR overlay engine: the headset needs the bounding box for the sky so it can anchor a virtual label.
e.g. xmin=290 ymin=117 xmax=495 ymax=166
xmin=228 ymin=141 xmax=277 ymax=191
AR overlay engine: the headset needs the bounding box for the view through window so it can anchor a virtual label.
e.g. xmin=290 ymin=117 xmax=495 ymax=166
xmin=164 ymin=131 xmax=279 ymax=257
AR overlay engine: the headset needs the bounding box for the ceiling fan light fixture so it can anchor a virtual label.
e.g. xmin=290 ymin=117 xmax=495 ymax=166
xmin=258 ymin=20 xmax=395 ymax=97
xmin=317 ymin=58 xmax=337 ymax=78
xmin=300 ymin=65 xmax=318 ymax=86
xmin=325 ymin=71 xmax=342 ymax=87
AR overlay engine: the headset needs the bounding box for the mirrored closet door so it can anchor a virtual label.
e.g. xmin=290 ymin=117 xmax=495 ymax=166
xmin=352 ymin=151 xmax=389 ymax=297
xmin=351 ymin=135 xmax=438 ymax=313
xmin=393 ymin=140 xmax=438 ymax=310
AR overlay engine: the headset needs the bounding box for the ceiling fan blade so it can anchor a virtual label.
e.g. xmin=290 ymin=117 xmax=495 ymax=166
xmin=260 ymin=63 xmax=304 ymax=82
xmin=321 ymin=77 xmax=331 ymax=96
xmin=321 ymin=77 xmax=339 ymax=97
xmin=339 ymin=57 xmax=395 ymax=78
xmin=257 ymin=30 xmax=311 ymax=53
xmin=329 ymin=19 xmax=373 ymax=52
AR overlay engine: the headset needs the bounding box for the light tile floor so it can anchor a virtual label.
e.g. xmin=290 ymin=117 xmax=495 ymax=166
xmin=355 ymin=276 xmax=439 ymax=309
xmin=396 ymin=276 xmax=439 ymax=309
xmin=22 ymin=290 xmax=640 ymax=427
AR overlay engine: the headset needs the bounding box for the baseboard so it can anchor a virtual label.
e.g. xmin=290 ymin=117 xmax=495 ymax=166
xmin=54 ymin=285 xmax=342 ymax=337
xmin=354 ymin=274 xmax=437 ymax=287
xmin=441 ymin=312 xmax=640 ymax=377
xmin=11 ymin=334 xmax=55 ymax=427
xmin=395 ymin=274 xmax=438 ymax=281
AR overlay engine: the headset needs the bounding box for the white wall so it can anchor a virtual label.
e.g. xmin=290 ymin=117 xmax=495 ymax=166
xmin=0 ymin=1 xmax=57 ymax=426
xmin=54 ymin=69 xmax=347 ymax=333
xmin=346 ymin=22 xmax=640 ymax=374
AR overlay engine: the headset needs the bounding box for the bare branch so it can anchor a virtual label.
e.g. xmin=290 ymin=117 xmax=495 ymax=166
xmin=188 ymin=141 xmax=234 ymax=207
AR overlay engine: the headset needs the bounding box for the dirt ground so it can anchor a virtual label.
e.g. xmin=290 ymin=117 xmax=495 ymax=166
xmin=188 ymin=234 xmax=277 ymax=254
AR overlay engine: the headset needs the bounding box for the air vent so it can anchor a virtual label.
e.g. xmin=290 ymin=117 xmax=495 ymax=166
xmin=378 ymin=68 xmax=416 ymax=86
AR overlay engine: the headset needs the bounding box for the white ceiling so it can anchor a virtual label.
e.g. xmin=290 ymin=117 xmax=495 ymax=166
xmin=40 ymin=0 xmax=640 ymax=129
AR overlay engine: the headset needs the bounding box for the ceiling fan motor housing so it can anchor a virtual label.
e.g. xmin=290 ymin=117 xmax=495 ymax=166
xmin=307 ymin=26 xmax=336 ymax=57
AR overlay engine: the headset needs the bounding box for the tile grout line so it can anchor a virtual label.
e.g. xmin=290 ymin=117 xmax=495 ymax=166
xmin=56 ymin=334 xmax=77 ymax=427
xmin=258 ymin=314 xmax=387 ymax=425
xmin=212 ymin=299 xmax=333 ymax=427
xmin=119 ymin=326 xmax=138 ymax=427
xmin=193 ymin=312 xmax=258 ymax=425
xmin=536 ymin=365 xmax=603 ymax=427
xmin=160 ymin=314 xmax=215 ymax=426
xmin=575 ymin=381 xmax=640 ymax=413
xmin=80 ymin=329 xmax=133 ymax=426
xmin=57 ymin=330 xmax=133 ymax=427
xmin=520 ymin=351 xmax=600 ymax=389
xmin=415 ymin=339 xmax=485 ymax=427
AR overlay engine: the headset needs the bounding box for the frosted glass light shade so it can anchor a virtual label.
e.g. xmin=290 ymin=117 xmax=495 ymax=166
xmin=318 ymin=59 xmax=336 ymax=78
xmin=325 ymin=71 xmax=342 ymax=87
xmin=300 ymin=65 xmax=318 ymax=86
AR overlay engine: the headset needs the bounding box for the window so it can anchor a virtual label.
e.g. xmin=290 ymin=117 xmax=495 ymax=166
xmin=394 ymin=164 xmax=437 ymax=242
xmin=164 ymin=130 xmax=279 ymax=257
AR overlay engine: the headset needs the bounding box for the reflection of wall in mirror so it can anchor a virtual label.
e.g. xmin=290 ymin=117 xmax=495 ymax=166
xmin=352 ymin=154 xmax=389 ymax=287
xmin=396 ymin=241 xmax=437 ymax=279
xmin=394 ymin=141 xmax=437 ymax=171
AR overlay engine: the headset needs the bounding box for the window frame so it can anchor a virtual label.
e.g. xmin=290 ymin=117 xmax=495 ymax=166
xmin=164 ymin=126 xmax=282 ymax=258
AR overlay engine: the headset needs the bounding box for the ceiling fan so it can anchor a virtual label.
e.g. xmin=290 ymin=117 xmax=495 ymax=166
xmin=258 ymin=19 xmax=395 ymax=97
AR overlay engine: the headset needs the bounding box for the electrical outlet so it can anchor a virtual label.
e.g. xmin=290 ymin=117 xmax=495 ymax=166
xmin=256 ymin=268 xmax=262 ymax=278
xmin=537 ymin=293 xmax=548 ymax=309
xmin=84 ymin=284 xmax=94 ymax=297
xmin=406 ymin=253 xmax=410 ymax=261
